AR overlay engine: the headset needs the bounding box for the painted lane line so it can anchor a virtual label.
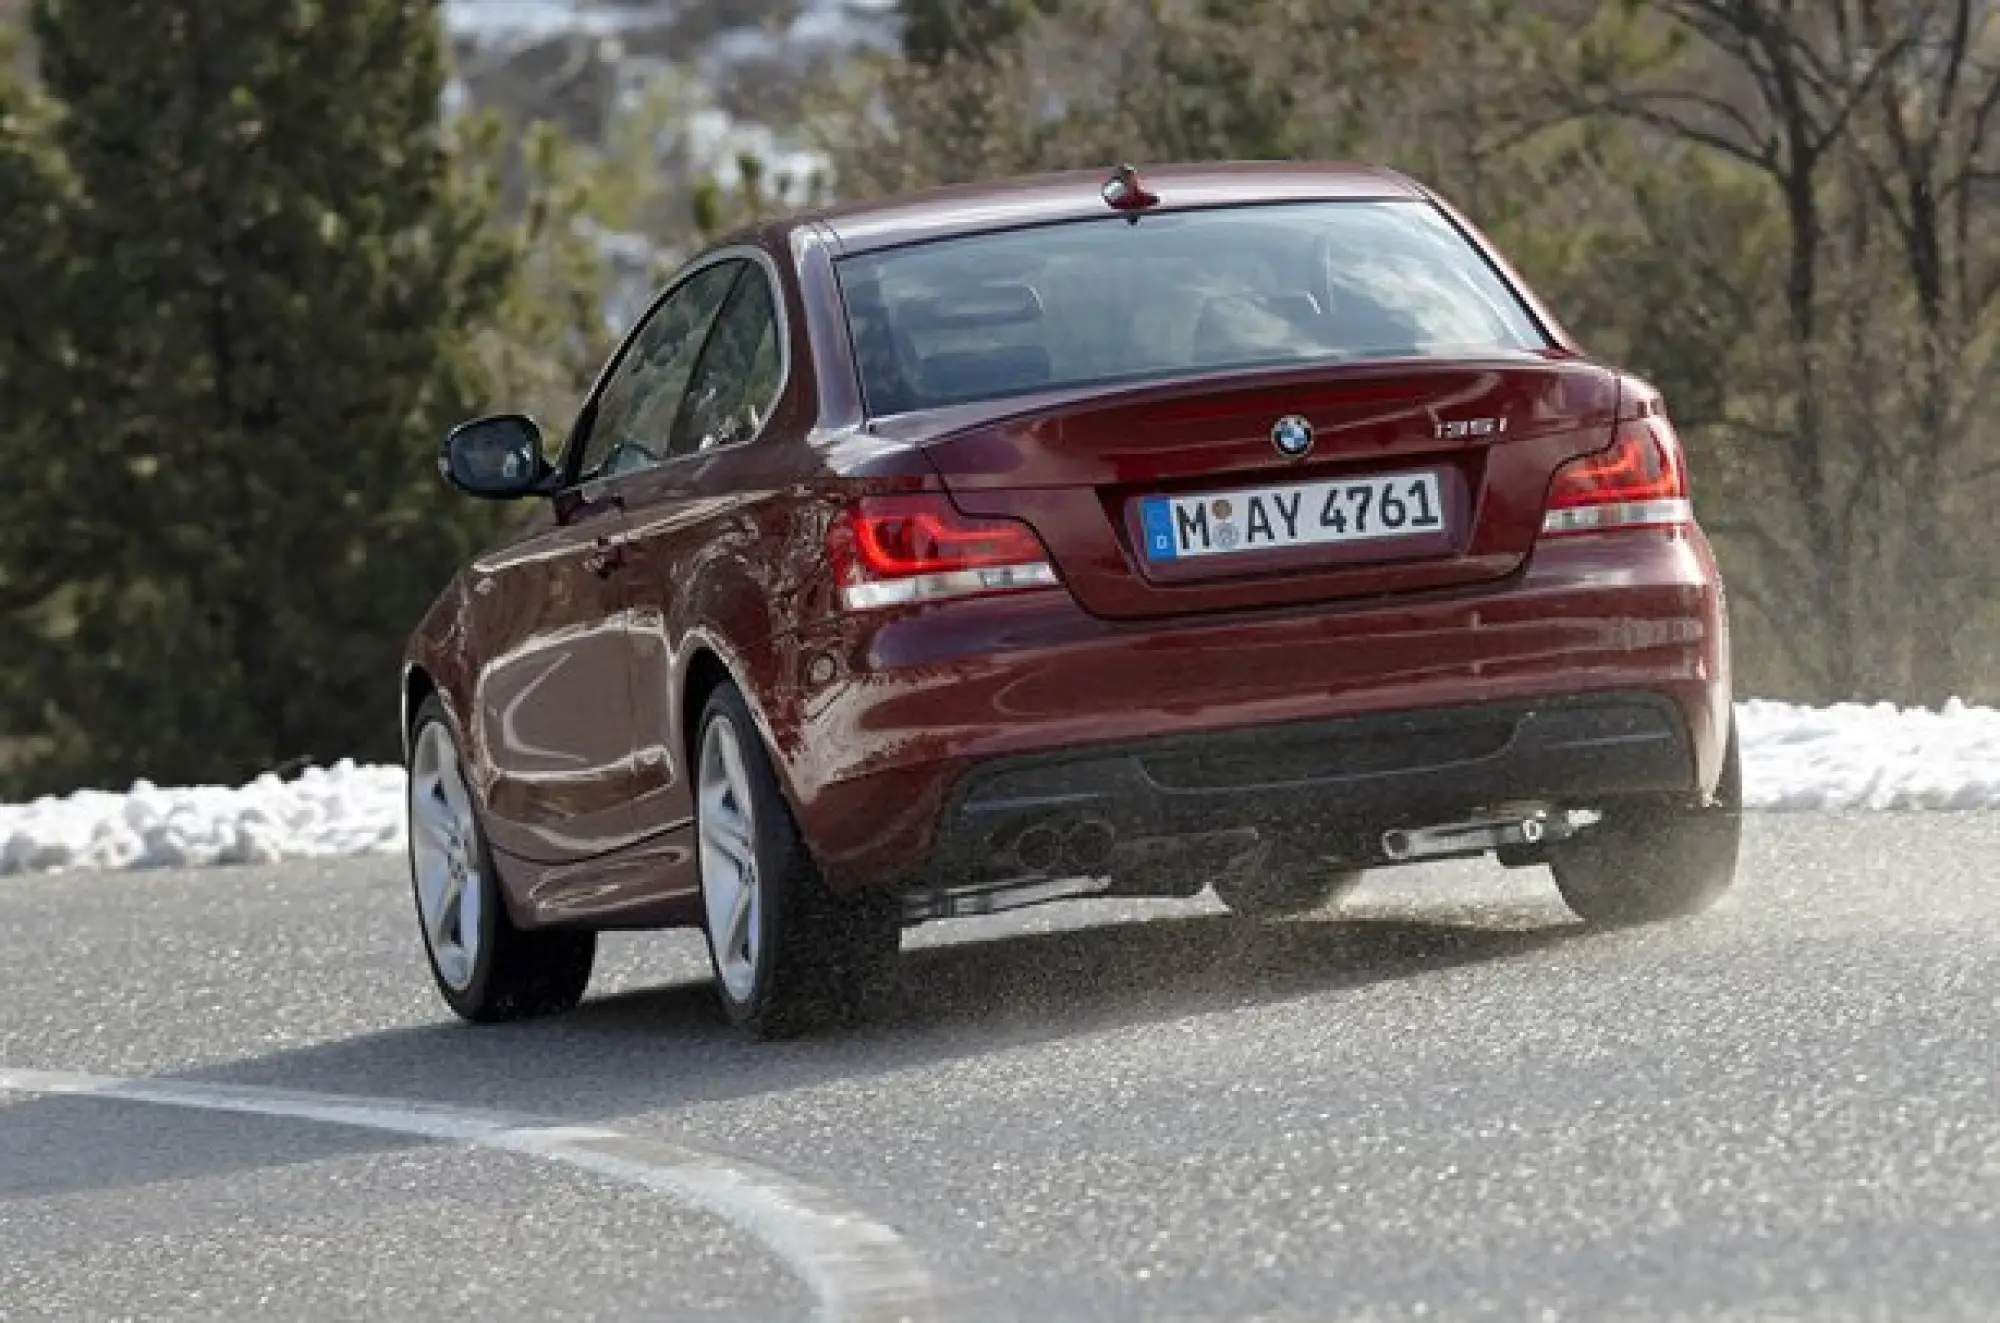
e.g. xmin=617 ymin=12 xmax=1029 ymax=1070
xmin=0 ymin=1067 xmax=940 ymax=1323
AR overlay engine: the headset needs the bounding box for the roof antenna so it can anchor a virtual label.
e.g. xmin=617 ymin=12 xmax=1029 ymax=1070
xmin=1100 ymin=163 xmax=1159 ymax=220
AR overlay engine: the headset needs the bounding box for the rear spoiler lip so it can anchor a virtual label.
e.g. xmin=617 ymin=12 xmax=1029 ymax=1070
xmin=858 ymin=351 xmax=1583 ymax=445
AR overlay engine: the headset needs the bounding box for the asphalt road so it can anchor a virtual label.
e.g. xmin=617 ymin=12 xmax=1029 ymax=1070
xmin=3 ymin=814 xmax=1998 ymax=1322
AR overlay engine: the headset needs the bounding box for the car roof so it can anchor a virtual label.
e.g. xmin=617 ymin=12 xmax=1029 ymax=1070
xmin=795 ymin=161 xmax=1426 ymax=256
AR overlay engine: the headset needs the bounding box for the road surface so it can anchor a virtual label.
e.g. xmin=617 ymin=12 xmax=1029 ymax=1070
xmin=4 ymin=814 xmax=1997 ymax=1321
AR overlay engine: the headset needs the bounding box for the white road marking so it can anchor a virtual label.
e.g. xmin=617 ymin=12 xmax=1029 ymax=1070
xmin=0 ymin=1066 xmax=940 ymax=1323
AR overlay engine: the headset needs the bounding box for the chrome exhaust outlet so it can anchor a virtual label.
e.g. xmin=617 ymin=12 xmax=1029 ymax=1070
xmin=1380 ymin=808 xmax=1589 ymax=863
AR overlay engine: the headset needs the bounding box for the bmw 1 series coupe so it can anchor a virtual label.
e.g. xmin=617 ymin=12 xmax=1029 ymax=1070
xmin=401 ymin=162 xmax=1740 ymax=1037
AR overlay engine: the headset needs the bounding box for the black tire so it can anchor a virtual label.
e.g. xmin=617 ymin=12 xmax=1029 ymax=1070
xmin=1212 ymin=840 xmax=1366 ymax=918
xmin=1548 ymin=720 xmax=1743 ymax=926
xmin=407 ymin=697 xmax=596 ymax=1023
xmin=696 ymin=683 xmax=901 ymax=1039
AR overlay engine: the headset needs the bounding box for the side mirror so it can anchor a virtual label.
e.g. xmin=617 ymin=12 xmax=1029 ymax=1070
xmin=441 ymin=414 xmax=555 ymax=500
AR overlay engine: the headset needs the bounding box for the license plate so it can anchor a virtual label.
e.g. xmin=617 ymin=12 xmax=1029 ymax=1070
xmin=1140 ymin=470 xmax=1447 ymax=561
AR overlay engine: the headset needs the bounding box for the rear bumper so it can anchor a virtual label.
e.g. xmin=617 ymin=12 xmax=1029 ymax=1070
xmin=776 ymin=526 xmax=1731 ymax=892
xmin=924 ymin=691 xmax=1693 ymax=881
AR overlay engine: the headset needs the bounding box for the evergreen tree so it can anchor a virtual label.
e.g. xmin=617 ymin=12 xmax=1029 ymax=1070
xmin=896 ymin=0 xmax=1053 ymax=66
xmin=4 ymin=0 xmax=519 ymax=793
xmin=0 ymin=37 xmax=68 ymax=585
xmin=0 ymin=40 xmax=75 ymax=781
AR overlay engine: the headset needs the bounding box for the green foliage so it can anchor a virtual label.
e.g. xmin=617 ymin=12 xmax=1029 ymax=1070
xmin=466 ymin=116 xmax=618 ymax=431
xmin=575 ymin=69 xmax=714 ymax=263
xmin=525 ymin=65 xmax=825 ymax=262
xmin=0 ymin=0 xmax=560 ymax=794
xmin=0 ymin=54 xmax=76 ymax=772
xmin=691 ymin=149 xmax=831 ymax=243
xmin=897 ymin=0 xmax=1056 ymax=66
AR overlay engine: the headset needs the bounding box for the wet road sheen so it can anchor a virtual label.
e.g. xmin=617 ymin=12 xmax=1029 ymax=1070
xmin=3 ymin=815 xmax=1997 ymax=1321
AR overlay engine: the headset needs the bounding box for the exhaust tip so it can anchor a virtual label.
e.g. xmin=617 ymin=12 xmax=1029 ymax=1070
xmin=1061 ymin=817 xmax=1116 ymax=874
xmin=1379 ymin=806 xmax=1580 ymax=865
xmin=1014 ymin=823 xmax=1061 ymax=874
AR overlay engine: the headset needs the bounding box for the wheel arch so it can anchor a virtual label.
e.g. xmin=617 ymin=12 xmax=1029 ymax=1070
xmin=401 ymin=662 xmax=439 ymax=762
xmin=674 ymin=636 xmax=810 ymax=830
xmin=681 ymin=646 xmax=737 ymax=773
xmin=401 ymin=574 xmax=477 ymax=765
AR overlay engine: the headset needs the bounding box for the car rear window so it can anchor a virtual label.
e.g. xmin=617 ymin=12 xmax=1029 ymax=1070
xmin=833 ymin=200 xmax=1551 ymax=416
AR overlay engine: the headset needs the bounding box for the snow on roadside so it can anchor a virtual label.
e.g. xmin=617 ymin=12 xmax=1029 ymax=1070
xmin=1737 ymin=698 xmax=2000 ymax=812
xmin=2 ymin=700 xmax=1996 ymax=877
xmin=0 ymin=762 xmax=405 ymax=878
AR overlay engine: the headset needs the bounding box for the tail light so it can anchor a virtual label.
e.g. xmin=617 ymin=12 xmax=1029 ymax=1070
xmin=831 ymin=494 xmax=1059 ymax=610
xmin=1541 ymin=413 xmax=1692 ymax=536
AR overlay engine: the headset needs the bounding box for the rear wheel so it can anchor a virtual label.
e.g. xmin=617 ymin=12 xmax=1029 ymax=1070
xmin=1548 ymin=722 xmax=1742 ymax=926
xmin=407 ymin=697 xmax=596 ymax=1023
xmin=696 ymin=683 xmax=900 ymax=1039
xmin=1212 ymin=841 xmax=1366 ymax=918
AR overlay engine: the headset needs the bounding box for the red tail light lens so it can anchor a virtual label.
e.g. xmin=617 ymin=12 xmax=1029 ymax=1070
xmin=832 ymin=495 xmax=1058 ymax=609
xmin=1542 ymin=417 xmax=1692 ymax=536
xmin=850 ymin=499 xmax=1043 ymax=575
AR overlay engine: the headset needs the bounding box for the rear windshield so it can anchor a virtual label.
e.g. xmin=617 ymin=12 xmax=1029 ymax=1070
xmin=834 ymin=200 xmax=1550 ymax=416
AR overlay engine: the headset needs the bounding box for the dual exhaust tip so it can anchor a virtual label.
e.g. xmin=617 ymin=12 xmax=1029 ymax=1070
xmin=1010 ymin=815 xmax=1117 ymax=877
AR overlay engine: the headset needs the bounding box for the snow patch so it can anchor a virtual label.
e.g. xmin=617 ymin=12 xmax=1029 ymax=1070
xmin=1737 ymin=698 xmax=2000 ymax=812
xmin=2 ymin=761 xmax=405 ymax=877
xmin=3 ymin=701 xmax=1996 ymax=877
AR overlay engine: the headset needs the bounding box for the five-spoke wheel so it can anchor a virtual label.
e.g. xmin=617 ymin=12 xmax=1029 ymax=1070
xmin=698 ymin=712 xmax=765 ymax=1007
xmin=694 ymin=683 xmax=901 ymax=1038
xmin=406 ymin=696 xmax=595 ymax=1022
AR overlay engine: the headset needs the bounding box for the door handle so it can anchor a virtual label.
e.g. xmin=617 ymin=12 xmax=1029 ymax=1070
xmin=583 ymin=535 xmax=626 ymax=578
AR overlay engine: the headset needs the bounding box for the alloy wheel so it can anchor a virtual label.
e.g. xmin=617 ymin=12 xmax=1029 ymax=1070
xmin=698 ymin=714 xmax=763 ymax=1003
xmin=408 ymin=721 xmax=484 ymax=991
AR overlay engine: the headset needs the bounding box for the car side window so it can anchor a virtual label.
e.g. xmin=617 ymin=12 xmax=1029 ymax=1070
xmin=575 ymin=261 xmax=744 ymax=483
xmin=668 ymin=267 xmax=783 ymax=458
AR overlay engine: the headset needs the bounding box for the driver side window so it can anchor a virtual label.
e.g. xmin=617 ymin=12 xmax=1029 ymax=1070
xmin=576 ymin=260 xmax=744 ymax=483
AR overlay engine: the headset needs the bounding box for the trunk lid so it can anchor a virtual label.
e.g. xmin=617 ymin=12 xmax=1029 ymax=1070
xmin=880 ymin=357 xmax=1621 ymax=621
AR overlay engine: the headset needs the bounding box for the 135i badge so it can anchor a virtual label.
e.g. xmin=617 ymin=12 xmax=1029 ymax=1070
xmin=1435 ymin=416 xmax=1508 ymax=440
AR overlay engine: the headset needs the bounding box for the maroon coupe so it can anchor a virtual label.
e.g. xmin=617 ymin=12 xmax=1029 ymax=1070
xmin=402 ymin=162 xmax=1739 ymax=1036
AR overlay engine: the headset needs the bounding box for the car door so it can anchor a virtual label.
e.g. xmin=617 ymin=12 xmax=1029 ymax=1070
xmin=611 ymin=255 xmax=793 ymax=841
xmin=466 ymin=258 xmax=745 ymax=864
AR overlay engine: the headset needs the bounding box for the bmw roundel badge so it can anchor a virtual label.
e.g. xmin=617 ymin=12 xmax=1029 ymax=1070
xmin=1270 ymin=414 xmax=1314 ymax=458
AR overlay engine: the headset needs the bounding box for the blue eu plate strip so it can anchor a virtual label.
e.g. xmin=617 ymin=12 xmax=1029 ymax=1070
xmin=1140 ymin=498 xmax=1178 ymax=561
